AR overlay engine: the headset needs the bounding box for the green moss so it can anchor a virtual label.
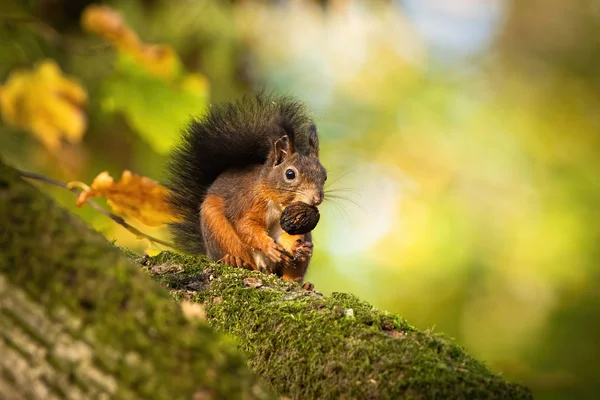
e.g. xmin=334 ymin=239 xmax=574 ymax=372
xmin=0 ymin=161 xmax=272 ymax=400
xmin=0 ymin=157 xmax=531 ymax=399
xmin=141 ymin=252 xmax=533 ymax=400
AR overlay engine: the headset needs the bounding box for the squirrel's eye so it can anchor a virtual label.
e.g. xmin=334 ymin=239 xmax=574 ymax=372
xmin=285 ymin=169 xmax=296 ymax=180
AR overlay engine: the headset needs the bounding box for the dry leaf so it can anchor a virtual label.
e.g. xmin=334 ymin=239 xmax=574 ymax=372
xmin=73 ymin=170 xmax=180 ymax=226
xmin=80 ymin=5 xmax=139 ymax=50
xmin=243 ymin=277 xmax=263 ymax=289
xmin=81 ymin=5 xmax=178 ymax=78
xmin=0 ymin=60 xmax=88 ymax=151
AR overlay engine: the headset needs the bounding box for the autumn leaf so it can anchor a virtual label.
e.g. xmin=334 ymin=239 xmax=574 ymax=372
xmin=81 ymin=4 xmax=178 ymax=78
xmin=72 ymin=170 xmax=181 ymax=226
xmin=80 ymin=4 xmax=210 ymax=154
xmin=0 ymin=60 xmax=88 ymax=151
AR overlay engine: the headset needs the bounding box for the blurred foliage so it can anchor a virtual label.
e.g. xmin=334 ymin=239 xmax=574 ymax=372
xmin=0 ymin=59 xmax=87 ymax=150
xmin=1 ymin=1 xmax=600 ymax=399
xmin=81 ymin=4 xmax=210 ymax=153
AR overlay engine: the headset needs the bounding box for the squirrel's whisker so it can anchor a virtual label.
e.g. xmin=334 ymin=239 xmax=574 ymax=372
xmin=322 ymin=198 xmax=351 ymax=222
xmin=325 ymin=187 xmax=360 ymax=195
xmin=324 ymin=170 xmax=353 ymax=190
xmin=323 ymin=194 xmax=365 ymax=212
xmin=271 ymin=187 xmax=305 ymax=197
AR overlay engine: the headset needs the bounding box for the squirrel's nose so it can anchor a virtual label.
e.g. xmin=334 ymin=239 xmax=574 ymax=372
xmin=312 ymin=192 xmax=323 ymax=206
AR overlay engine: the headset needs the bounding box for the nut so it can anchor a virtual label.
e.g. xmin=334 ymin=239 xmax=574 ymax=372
xmin=280 ymin=202 xmax=320 ymax=235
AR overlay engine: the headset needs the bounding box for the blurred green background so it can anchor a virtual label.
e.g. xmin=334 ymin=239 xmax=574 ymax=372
xmin=1 ymin=0 xmax=599 ymax=398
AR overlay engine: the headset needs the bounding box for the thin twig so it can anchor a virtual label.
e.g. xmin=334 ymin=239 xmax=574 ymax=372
xmin=18 ymin=170 xmax=177 ymax=249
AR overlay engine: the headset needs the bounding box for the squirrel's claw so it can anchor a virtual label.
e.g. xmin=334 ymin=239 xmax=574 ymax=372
xmin=264 ymin=241 xmax=294 ymax=265
xmin=293 ymin=241 xmax=313 ymax=263
xmin=287 ymin=276 xmax=315 ymax=291
xmin=276 ymin=239 xmax=314 ymax=269
xmin=218 ymin=254 xmax=251 ymax=270
xmin=277 ymin=246 xmax=296 ymax=269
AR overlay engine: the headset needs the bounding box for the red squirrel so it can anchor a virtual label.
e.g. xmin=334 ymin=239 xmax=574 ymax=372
xmin=166 ymin=93 xmax=327 ymax=283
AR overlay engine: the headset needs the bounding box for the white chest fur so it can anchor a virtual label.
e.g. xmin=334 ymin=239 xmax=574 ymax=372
xmin=252 ymin=201 xmax=284 ymax=271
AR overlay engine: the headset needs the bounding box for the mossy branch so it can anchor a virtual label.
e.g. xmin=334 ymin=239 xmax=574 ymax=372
xmin=0 ymin=160 xmax=272 ymax=400
xmin=138 ymin=252 xmax=532 ymax=400
xmin=0 ymin=159 xmax=532 ymax=399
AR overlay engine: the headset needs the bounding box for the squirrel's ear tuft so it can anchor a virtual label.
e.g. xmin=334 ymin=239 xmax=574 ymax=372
xmin=308 ymin=124 xmax=319 ymax=158
xmin=278 ymin=114 xmax=296 ymax=147
xmin=270 ymin=135 xmax=293 ymax=166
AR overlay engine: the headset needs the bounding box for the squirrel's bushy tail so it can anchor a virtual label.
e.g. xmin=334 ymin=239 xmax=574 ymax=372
xmin=165 ymin=93 xmax=314 ymax=254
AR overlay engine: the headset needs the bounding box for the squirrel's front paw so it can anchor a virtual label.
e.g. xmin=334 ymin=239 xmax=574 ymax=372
xmin=218 ymin=254 xmax=252 ymax=269
xmin=263 ymin=240 xmax=293 ymax=265
xmin=293 ymin=240 xmax=313 ymax=263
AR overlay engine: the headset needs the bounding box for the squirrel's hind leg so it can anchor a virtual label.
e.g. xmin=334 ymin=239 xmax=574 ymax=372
xmin=200 ymin=194 xmax=255 ymax=270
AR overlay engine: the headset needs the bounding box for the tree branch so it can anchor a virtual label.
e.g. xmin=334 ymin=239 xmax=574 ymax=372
xmin=1 ymin=159 xmax=532 ymax=399
xmin=18 ymin=170 xmax=176 ymax=249
xmin=137 ymin=251 xmax=532 ymax=400
xmin=0 ymin=160 xmax=271 ymax=400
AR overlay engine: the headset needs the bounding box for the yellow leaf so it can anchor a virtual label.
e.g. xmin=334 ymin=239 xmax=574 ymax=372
xmin=81 ymin=5 xmax=178 ymax=78
xmin=0 ymin=60 xmax=88 ymax=151
xmin=73 ymin=170 xmax=181 ymax=226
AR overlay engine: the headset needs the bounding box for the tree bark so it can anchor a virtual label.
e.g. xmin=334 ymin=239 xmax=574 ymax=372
xmin=0 ymin=161 xmax=272 ymax=400
xmin=0 ymin=159 xmax=532 ymax=400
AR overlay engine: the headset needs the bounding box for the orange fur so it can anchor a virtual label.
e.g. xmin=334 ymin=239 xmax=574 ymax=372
xmin=277 ymin=231 xmax=303 ymax=253
xmin=201 ymin=194 xmax=256 ymax=269
xmin=234 ymin=192 xmax=273 ymax=253
xmin=256 ymin=183 xmax=296 ymax=209
xmin=281 ymin=267 xmax=308 ymax=282
xmin=236 ymin=213 xmax=273 ymax=254
xmin=235 ymin=183 xmax=289 ymax=256
xmin=278 ymin=231 xmax=311 ymax=282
